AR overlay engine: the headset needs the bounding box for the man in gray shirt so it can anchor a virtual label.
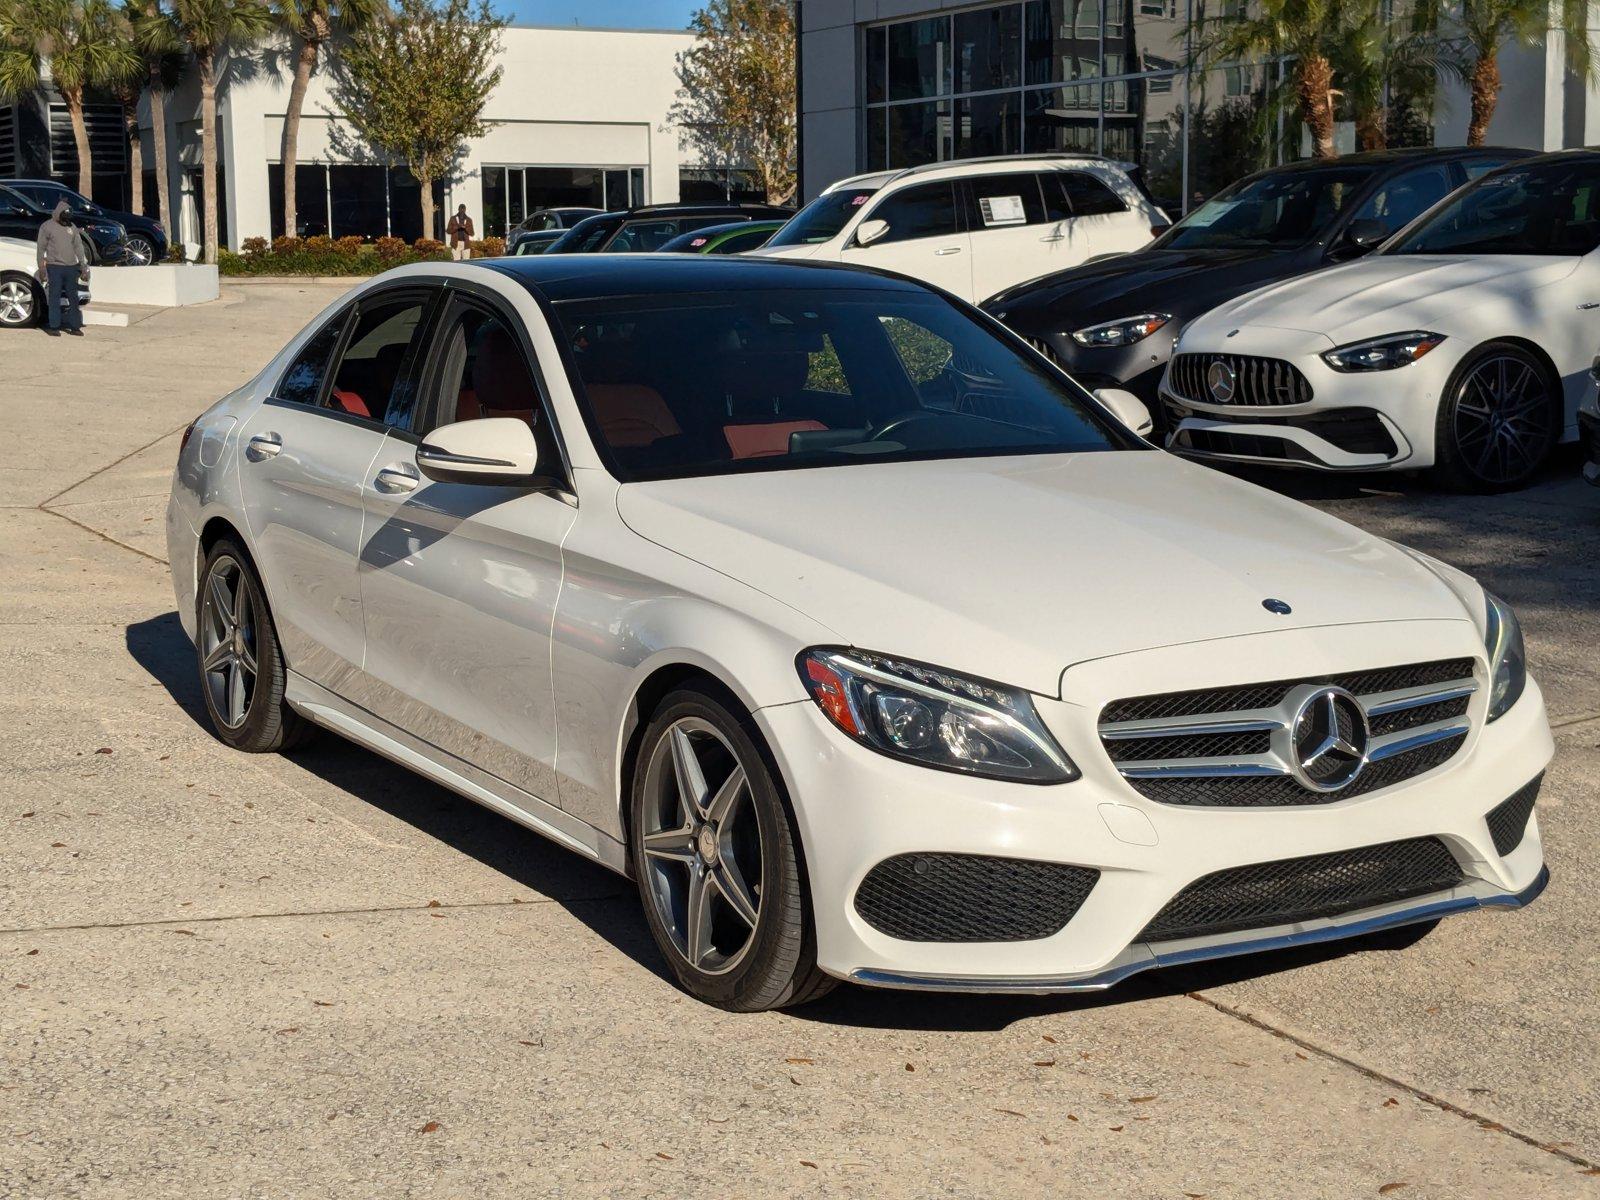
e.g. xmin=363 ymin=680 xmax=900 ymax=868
xmin=36 ymin=199 xmax=87 ymax=336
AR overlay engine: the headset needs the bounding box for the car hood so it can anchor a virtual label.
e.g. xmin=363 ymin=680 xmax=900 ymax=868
xmin=745 ymin=242 xmax=823 ymax=260
xmin=616 ymin=452 xmax=1470 ymax=697
xmin=984 ymin=246 xmax=1297 ymax=328
xmin=1190 ymin=253 xmax=1582 ymax=342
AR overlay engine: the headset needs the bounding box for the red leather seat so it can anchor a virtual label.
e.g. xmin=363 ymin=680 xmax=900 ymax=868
xmin=463 ymin=324 xmax=538 ymax=424
xmin=587 ymin=384 xmax=681 ymax=447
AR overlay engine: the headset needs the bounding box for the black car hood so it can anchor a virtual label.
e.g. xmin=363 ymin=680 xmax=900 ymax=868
xmin=985 ymin=246 xmax=1306 ymax=332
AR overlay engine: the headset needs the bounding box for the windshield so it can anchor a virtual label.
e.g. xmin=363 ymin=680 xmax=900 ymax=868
xmin=1388 ymin=159 xmax=1600 ymax=256
xmin=553 ymin=288 xmax=1137 ymax=482
xmin=1159 ymin=166 xmax=1377 ymax=250
xmin=765 ymin=187 xmax=879 ymax=247
xmin=546 ymin=216 xmax=619 ymax=254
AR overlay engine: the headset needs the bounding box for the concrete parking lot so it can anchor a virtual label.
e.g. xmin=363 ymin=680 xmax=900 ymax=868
xmin=3 ymin=281 xmax=1598 ymax=1199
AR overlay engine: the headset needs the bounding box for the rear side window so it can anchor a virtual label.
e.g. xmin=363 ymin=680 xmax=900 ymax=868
xmin=1055 ymin=172 xmax=1128 ymax=217
xmin=275 ymin=315 xmax=348 ymax=405
xmin=968 ymin=173 xmax=1047 ymax=228
xmin=1350 ymin=164 xmax=1453 ymax=232
xmin=1463 ymin=157 xmax=1515 ymax=181
xmin=867 ymin=182 xmax=960 ymax=244
xmin=326 ymin=296 xmax=428 ymax=424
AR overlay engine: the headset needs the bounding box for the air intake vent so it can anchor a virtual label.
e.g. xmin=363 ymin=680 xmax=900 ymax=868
xmin=854 ymin=853 xmax=1098 ymax=942
xmin=1485 ymin=775 xmax=1540 ymax=856
xmin=1139 ymin=836 xmax=1464 ymax=943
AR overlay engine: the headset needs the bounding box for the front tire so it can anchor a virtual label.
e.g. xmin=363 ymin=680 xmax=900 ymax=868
xmin=630 ymin=685 xmax=834 ymax=1011
xmin=123 ymin=236 xmax=156 ymax=266
xmin=195 ymin=540 xmax=310 ymax=752
xmin=1433 ymin=342 xmax=1560 ymax=492
xmin=0 ymin=274 xmax=38 ymax=328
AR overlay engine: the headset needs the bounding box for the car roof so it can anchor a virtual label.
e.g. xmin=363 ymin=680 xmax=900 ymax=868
xmin=1245 ymin=146 xmax=1534 ymax=177
xmin=821 ymin=153 xmax=1131 ymax=195
xmin=480 ymin=252 xmax=932 ymax=302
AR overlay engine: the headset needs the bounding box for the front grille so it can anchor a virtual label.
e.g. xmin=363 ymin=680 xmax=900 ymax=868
xmin=1486 ymin=775 xmax=1541 ymax=856
xmin=854 ymin=853 xmax=1098 ymax=942
xmin=1099 ymin=658 xmax=1476 ymax=807
xmin=1139 ymin=836 xmax=1464 ymax=943
xmin=1170 ymin=353 xmax=1313 ymax=406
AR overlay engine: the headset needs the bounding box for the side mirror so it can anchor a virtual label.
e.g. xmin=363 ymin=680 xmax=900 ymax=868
xmin=416 ymin=416 xmax=541 ymax=485
xmin=1343 ymin=218 xmax=1389 ymax=253
xmin=1094 ymin=387 xmax=1155 ymax=438
xmin=854 ymin=218 xmax=890 ymax=248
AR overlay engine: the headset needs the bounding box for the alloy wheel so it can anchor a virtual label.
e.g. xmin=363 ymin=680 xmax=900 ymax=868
xmin=639 ymin=717 xmax=764 ymax=975
xmin=0 ymin=279 xmax=34 ymax=326
xmin=124 ymin=237 xmax=155 ymax=266
xmin=198 ymin=555 xmax=260 ymax=729
xmin=1451 ymin=353 xmax=1553 ymax=486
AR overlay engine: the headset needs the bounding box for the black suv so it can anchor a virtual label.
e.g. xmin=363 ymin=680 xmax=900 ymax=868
xmin=984 ymin=147 xmax=1535 ymax=416
xmin=0 ymin=183 xmax=130 ymax=264
xmin=6 ymin=178 xmax=167 ymax=264
xmin=544 ymin=203 xmax=793 ymax=254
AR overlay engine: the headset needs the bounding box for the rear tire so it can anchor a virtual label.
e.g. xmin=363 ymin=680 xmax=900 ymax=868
xmin=123 ymin=235 xmax=156 ymax=266
xmin=0 ymin=273 xmax=38 ymax=328
xmin=195 ymin=540 xmax=311 ymax=752
xmin=630 ymin=684 xmax=835 ymax=1011
xmin=1432 ymin=342 xmax=1560 ymax=492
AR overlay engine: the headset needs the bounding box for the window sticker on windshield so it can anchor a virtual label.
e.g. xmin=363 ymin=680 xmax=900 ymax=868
xmin=1182 ymin=200 xmax=1237 ymax=227
xmin=979 ymin=195 xmax=1027 ymax=226
xmin=1481 ymin=173 xmax=1522 ymax=188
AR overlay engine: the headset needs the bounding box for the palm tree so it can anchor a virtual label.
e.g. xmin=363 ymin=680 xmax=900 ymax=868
xmin=1340 ymin=0 xmax=1451 ymax=151
xmin=273 ymin=0 xmax=381 ymax=239
xmin=1454 ymin=0 xmax=1596 ymax=145
xmin=1188 ymin=0 xmax=1358 ymax=160
xmin=122 ymin=0 xmax=185 ymax=238
xmin=0 ymin=0 xmax=139 ymax=195
xmin=172 ymin=0 xmax=271 ymax=261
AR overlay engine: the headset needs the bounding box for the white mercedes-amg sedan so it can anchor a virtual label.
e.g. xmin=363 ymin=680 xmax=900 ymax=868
xmin=167 ymin=255 xmax=1551 ymax=1010
xmin=1161 ymin=151 xmax=1600 ymax=491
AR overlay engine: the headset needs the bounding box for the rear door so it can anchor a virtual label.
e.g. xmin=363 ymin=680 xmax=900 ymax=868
xmin=1042 ymin=169 xmax=1148 ymax=267
xmin=963 ymin=173 xmax=1053 ymax=302
xmin=843 ymin=181 xmax=973 ymax=299
xmin=234 ymin=284 xmax=437 ymax=698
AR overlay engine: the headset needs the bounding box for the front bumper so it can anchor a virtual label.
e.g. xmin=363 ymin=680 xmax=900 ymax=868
xmin=756 ymin=620 xmax=1552 ymax=991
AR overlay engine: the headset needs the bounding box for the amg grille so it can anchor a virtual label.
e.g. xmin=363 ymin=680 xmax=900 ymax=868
xmin=1139 ymin=836 xmax=1464 ymax=943
xmin=854 ymin=853 xmax=1098 ymax=943
xmin=1486 ymin=776 xmax=1541 ymax=856
xmin=1169 ymin=353 xmax=1313 ymax=406
xmin=1099 ymin=658 xmax=1476 ymax=807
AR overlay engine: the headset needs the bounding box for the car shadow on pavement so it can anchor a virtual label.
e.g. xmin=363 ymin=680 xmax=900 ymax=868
xmin=126 ymin=609 xmax=1445 ymax=1029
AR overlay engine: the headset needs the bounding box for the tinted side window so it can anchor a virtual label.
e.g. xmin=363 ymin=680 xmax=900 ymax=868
xmin=968 ymin=174 xmax=1047 ymax=228
xmin=1463 ymin=157 xmax=1514 ymax=181
xmin=1056 ymin=172 xmax=1128 ymax=217
xmin=868 ymin=182 xmax=960 ymax=244
xmin=1351 ymin=164 xmax=1453 ymax=232
xmin=326 ymin=296 xmax=428 ymax=423
xmin=0 ymin=189 xmax=32 ymax=216
xmin=714 ymin=226 xmax=774 ymax=253
xmin=423 ymin=300 xmax=561 ymax=467
xmin=275 ymin=314 xmax=348 ymax=405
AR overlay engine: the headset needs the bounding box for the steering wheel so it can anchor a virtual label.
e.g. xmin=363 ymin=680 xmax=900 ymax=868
xmin=868 ymin=410 xmax=943 ymax=442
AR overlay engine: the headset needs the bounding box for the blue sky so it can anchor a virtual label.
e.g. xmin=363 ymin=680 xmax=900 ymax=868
xmin=506 ymin=1 xmax=699 ymax=28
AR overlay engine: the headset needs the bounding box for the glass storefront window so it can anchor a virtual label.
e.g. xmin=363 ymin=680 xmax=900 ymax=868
xmin=887 ymin=16 xmax=951 ymax=101
xmin=954 ymin=5 xmax=1021 ymax=94
xmin=1024 ymin=83 xmax=1100 ymax=155
xmin=887 ymin=102 xmax=951 ymax=169
xmin=956 ymin=92 xmax=1022 ymax=160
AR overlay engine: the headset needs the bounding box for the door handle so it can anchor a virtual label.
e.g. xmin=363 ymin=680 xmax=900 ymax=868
xmin=933 ymin=246 xmax=963 ymax=256
xmin=1039 ymin=234 xmax=1064 ymax=243
xmin=244 ymin=432 xmax=282 ymax=461
xmin=374 ymin=463 xmax=419 ymax=494
xmin=1580 ymin=302 xmax=1600 ymax=310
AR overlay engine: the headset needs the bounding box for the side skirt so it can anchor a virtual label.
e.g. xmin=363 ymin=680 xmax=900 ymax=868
xmin=285 ymin=672 xmax=630 ymax=877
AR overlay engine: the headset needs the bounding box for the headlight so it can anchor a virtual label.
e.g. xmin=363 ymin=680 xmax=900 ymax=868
xmin=798 ymin=648 xmax=1077 ymax=784
xmin=1071 ymin=313 xmax=1171 ymax=348
xmin=1483 ymin=591 xmax=1526 ymax=722
xmin=1320 ymin=331 xmax=1445 ymax=372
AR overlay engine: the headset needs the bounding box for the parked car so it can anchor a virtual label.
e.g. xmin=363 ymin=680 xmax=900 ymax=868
xmin=750 ymin=155 xmax=1168 ymax=305
xmin=5 ymin=178 xmax=168 ymax=264
xmin=0 ymin=236 xmax=90 ymax=328
xmin=508 ymin=206 xmax=603 ymax=253
xmin=510 ymin=230 xmax=563 ymax=256
xmin=0 ymin=184 xmax=127 ymax=264
xmin=1162 ymin=151 xmax=1600 ymax=492
xmin=984 ymin=147 xmax=1533 ymax=414
xmin=1582 ymin=356 xmax=1600 ymax=486
xmin=658 ymin=219 xmax=786 ymax=254
xmin=167 ymin=253 xmax=1549 ymax=1011
xmin=544 ymin=203 xmax=794 ymax=254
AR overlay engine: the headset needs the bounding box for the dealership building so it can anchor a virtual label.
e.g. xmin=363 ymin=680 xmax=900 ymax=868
xmin=796 ymin=0 xmax=1600 ymax=213
xmin=0 ymin=23 xmax=759 ymax=250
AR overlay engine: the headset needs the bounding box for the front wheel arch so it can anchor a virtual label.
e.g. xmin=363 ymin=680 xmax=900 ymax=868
xmin=1432 ymin=338 xmax=1562 ymax=491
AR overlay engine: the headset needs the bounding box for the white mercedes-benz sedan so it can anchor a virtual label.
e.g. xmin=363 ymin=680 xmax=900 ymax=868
xmin=1160 ymin=151 xmax=1600 ymax=491
xmin=167 ymin=254 xmax=1551 ymax=1010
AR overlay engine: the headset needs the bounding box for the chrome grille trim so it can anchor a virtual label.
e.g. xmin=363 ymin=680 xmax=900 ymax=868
xmin=1170 ymin=352 xmax=1314 ymax=407
xmin=1100 ymin=663 xmax=1477 ymax=806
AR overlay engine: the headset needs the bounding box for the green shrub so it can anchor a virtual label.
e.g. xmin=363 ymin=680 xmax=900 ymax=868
xmin=216 ymin=233 xmax=460 ymax=277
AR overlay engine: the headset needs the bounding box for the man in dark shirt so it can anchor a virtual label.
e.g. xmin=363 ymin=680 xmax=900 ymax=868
xmin=36 ymin=200 xmax=87 ymax=336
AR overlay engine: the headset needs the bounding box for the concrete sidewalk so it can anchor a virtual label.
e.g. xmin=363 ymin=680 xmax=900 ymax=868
xmin=2 ymin=283 xmax=1598 ymax=1198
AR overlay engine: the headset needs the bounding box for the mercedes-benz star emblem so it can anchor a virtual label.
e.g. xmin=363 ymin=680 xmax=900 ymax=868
xmin=1206 ymin=359 xmax=1237 ymax=402
xmin=1262 ymin=598 xmax=1292 ymax=615
xmin=1286 ymin=685 xmax=1369 ymax=793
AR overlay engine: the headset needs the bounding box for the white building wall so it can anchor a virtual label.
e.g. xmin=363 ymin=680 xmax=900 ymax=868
xmin=142 ymin=24 xmax=694 ymax=252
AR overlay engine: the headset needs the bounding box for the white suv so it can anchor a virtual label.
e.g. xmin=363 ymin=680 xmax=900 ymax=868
xmin=753 ymin=155 xmax=1167 ymax=304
